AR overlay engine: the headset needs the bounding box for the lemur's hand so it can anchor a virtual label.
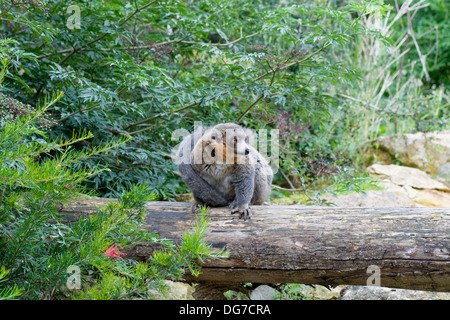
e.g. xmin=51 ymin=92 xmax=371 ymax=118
xmin=231 ymin=205 xmax=252 ymax=221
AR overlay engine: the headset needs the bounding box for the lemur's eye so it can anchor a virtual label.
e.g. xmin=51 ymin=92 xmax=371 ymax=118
xmin=211 ymin=136 xmax=216 ymax=140
xmin=233 ymin=136 xmax=237 ymax=144
xmin=211 ymin=148 xmax=215 ymax=157
xmin=245 ymin=136 xmax=249 ymax=143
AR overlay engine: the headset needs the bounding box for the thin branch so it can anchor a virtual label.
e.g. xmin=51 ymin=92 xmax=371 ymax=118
xmin=3 ymin=132 xmax=93 ymax=164
xmin=178 ymin=31 xmax=261 ymax=48
xmin=271 ymin=184 xmax=306 ymax=192
xmin=36 ymin=39 xmax=179 ymax=60
xmin=236 ymin=94 xmax=264 ymax=123
xmin=37 ymin=32 xmax=259 ymax=60
xmin=40 ymin=26 xmax=256 ymax=61
xmin=254 ymin=42 xmax=332 ymax=82
xmin=237 ymin=57 xmax=278 ymax=123
xmin=57 ymin=102 xmax=100 ymax=123
xmin=279 ymin=169 xmax=295 ymax=190
xmin=338 ymin=93 xmax=380 ymax=111
xmin=118 ymin=0 xmax=159 ymax=27
xmin=123 ymin=99 xmax=202 ymax=131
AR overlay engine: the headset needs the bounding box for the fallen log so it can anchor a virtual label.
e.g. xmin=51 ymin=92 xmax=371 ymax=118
xmin=62 ymin=199 xmax=450 ymax=292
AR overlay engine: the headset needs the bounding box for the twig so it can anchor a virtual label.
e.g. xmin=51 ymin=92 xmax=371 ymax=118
xmin=37 ymin=31 xmax=260 ymax=60
xmin=254 ymin=42 xmax=332 ymax=82
xmin=338 ymin=93 xmax=380 ymax=110
xmin=36 ymin=39 xmax=175 ymax=60
xmin=271 ymin=185 xmax=305 ymax=192
xmin=117 ymin=0 xmax=159 ymax=27
xmin=57 ymin=102 xmax=100 ymax=123
xmin=236 ymin=94 xmax=265 ymax=123
xmin=124 ymin=99 xmax=202 ymax=131
xmin=178 ymin=31 xmax=261 ymax=48
xmin=279 ymin=169 xmax=295 ymax=189
xmin=237 ymin=57 xmax=278 ymax=122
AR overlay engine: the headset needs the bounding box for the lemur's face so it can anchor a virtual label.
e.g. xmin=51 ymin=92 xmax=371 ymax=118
xmin=203 ymin=128 xmax=251 ymax=164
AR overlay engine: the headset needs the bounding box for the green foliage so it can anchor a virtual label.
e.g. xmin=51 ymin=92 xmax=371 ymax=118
xmin=72 ymin=205 xmax=223 ymax=300
xmin=0 ymin=56 xmax=222 ymax=300
xmin=0 ymin=121 xmax=220 ymax=299
xmin=332 ymin=0 xmax=449 ymax=148
xmin=0 ymin=0 xmax=423 ymax=198
xmin=0 ymin=266 xmax=22 ymax=300
xmin=396 ymin=0 xmax=450 ymax=87
xmin=179 ymin=206 xmax=227 ymax=276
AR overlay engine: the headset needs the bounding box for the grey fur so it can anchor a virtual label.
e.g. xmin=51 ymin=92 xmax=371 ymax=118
xmin=177 ymin=127 xmax=233 ymax=208
xmin=176 ymin=123 xmax=273 ymax=220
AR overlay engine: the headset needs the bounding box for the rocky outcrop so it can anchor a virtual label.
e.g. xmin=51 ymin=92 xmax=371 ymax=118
xmin=321 ymin=164 xmax=450 ymax=208
xmin=367 ymin=164 xmax=450 ymax=191
xmin=353 ymin=130 xmax=450 ymax=208
xmin=366 ymin=164 xmax=450 ymax=207
xmin=364 ymin=131 xmax=450 ymax=174
xmin=249 ymin=285 xmax=279 ymax=300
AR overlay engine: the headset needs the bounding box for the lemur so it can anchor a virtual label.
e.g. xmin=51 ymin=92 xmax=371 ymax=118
xmin=176 ymin=123 xmax=273 ymax=220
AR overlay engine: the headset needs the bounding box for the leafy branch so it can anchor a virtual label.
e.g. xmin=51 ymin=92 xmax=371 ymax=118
xmin=58 ymin=0 xmax=159 ymax=66
xmin=254 ymin=42 xmax=332 ymax=82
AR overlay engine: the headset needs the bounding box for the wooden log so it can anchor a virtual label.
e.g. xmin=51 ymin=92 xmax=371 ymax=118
xmin=62 ymin=199 xmax=450 ymax=292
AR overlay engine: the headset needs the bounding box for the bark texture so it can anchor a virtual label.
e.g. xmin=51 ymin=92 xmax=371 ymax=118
xmin=62 ymin=199 xmax=450 ymax=291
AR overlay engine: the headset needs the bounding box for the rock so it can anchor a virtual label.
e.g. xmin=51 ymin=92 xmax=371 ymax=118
xmin=147 ymin=280 xmax=196 ymax=300
xmin=250 ymin=285 xmax=279 ymax=300
xmin=367 ymin=164 xmax=450 ymax=207
xmin=322 ymin=164 xmax=450 ymax=208
xmin=436 ymin=162 xmax=450 ymax=185
xmin=403 ymin=188 xmax=450 ymax=207
xmin=367 ymin=164 xmax=450 ymax=191
xmin=339 ymin=285 xmax=450 ymax=300
xmin=364 ymin=131 xmax=450 ymax=174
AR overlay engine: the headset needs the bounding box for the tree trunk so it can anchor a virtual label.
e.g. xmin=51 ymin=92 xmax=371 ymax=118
xmin=62 ymin=199 xmax=450 ymax=292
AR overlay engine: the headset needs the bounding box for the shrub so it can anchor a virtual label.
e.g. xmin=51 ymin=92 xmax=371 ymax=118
xmin=0 ymin=54 xmax=221 ymax=300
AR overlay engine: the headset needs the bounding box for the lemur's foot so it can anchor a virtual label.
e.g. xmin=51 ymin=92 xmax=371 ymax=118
xmin=231 ymin=205 xmax=252 ymax=221
xmin=191 ymin=203 xmax=204 ymax=214
xmin=228 ymin=200 xmax=237 ymax=210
